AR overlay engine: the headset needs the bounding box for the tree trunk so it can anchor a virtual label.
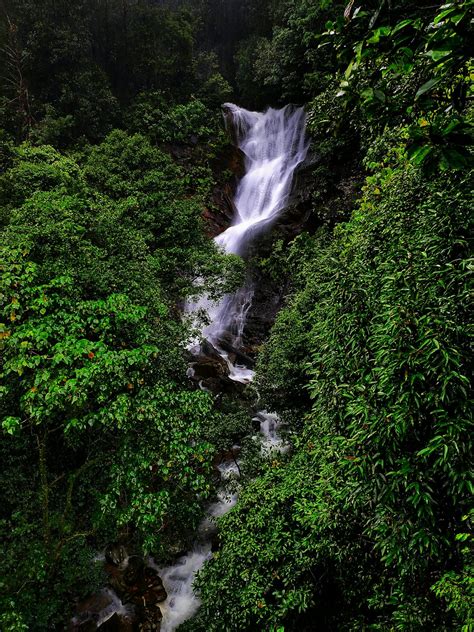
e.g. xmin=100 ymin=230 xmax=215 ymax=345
xmin=37 ymin=431 xmax=51 ymax=548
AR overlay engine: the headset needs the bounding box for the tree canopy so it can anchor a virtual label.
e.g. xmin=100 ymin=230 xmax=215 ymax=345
xmin=0 ymin=0 xmax=472 ymax=630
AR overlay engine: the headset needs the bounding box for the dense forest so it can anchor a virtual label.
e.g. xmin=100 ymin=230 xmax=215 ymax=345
xmin=0 ymin=0 xmax=472 ymax=630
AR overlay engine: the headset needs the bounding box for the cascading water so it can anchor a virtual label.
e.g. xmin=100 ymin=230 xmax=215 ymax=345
xmin=158 ymin=104 xmax=309 ymax=631
xmin=218 ymin=103 xmax=308 ymax=256
xmin=188 ymin=103 xmax=309 ymax=381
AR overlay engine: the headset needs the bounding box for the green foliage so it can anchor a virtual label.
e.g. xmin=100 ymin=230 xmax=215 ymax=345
xmin=1 ymin=254 xmax=160 ymax=434
xmin=192 ymin=51 xmax=233 ymax=107
xmin=431 ymin=512 xmax=474 ymax=631
xmin=194 ymin=451 xmax=332 ymax=631
xmin=0 ymin=114 xmax=233 ymax=626
xmin=322 ymin=0 xmax=473 ymax=170
xmin=0 ymin=132 xmax=234 ymax=304
xmin=0 ymin=0 xmax=219 ymax=145
xmin=0 ymin=244 xmax=217 ymax=627
xmin=0 ymin=601 xmax=28 ymax=632
xmin=197 ymin=154 xmax=473 ymax=629
xmin=0 ymin=1 xmax=473 ymax=630
xmin=125 ymin=95 xmax=223 ymax=145
xmin=235 ymin=0 xmax=341 ymax=105
xmin=0 ymin=143 xmax=86 ymax=211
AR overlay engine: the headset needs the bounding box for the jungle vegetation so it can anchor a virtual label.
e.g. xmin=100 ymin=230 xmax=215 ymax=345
xmin=0 ymin=0 xmax=472 ymax=630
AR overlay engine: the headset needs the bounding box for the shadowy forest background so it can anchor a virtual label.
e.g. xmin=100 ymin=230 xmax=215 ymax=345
xmin=0 ymin=0 xmax=472 ymax=630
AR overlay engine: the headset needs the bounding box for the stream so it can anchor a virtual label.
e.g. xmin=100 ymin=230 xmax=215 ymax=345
xmin=158 ymin=103 xmax=309 ymax=631
xmin=72 ymin=103 xmax=309 ymax=631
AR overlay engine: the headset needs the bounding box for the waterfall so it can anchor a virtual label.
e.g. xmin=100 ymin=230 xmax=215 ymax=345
xmin=188 ymin=103 xmax=309 ymax=380
xmin=218 ymin=103 xmax=308 ymax=256
xmin=158 ymin=104 xmax=308 ymax=631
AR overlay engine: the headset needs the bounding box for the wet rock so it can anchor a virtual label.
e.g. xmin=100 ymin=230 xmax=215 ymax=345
xmin=274 ymin=153 xmax=320 ymax=236
xmin=214 ymin=334 xmax=255 ymax=367
xmin=204 ymin=143 xmax=245 ymax=238
xmin=70 ymin=590 xmax=122 ymax=632
xmin=238 ymin=270 xmax=284 ymax=349
xmin=123 ymin=556 xmax=145 ymax=586
xmin=71 ymin=550 xmax=167 ymax=632
xmin=105 ymin=543 xmax=129 ymax=568
xmin=213 ymin=448 xmax=241 ymax=472
xmin=121 ymin=564 xmax=168 ymax=607
xmin=189 ymin=341 xmax=228 ymax=389
xmin=200 ymin=338 xmax=222 ymax=358
xmin=188 ymin=339 xmax=254 ymax=393
xmin=210 ymin=531 xmax=221 ymax=553
xmin=221 ymin=104 xmax=240 ymax=145
xmin=192 ymin=357 xmax=228 ymax=380
xmin=70 ymin=613 xmax=100 ymax=632
xmin=99 ymin=612 xmax=135 ymax=631
xmin=230 ymin=148 xmax=246 ymax=178
xmin=203 ymin=184 xmax=235 ymax=237
xmin=107 ymin=563 xmax=129 ymax=598
xmin=281 ymin=144 xmax=363 ymax=232
xmin=138 ymin=614 xmax=162 ymax=632
xmin=145 ymin=568 xmax=168 ymax=604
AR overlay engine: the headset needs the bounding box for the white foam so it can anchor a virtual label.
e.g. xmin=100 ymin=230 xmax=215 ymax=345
xmin=254 ymin=410 xmax=289 ymax=457
xmin=186 ymin=103 xmax=308 ymax=378
xmin=161 ymin=104 xmax=307 ymax=631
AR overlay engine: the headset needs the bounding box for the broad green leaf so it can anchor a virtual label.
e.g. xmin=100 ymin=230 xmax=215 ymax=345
xmin=416 ymin=77 xmax=442 ymax=98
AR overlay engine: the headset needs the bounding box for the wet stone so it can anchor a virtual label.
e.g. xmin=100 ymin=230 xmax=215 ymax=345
xmin=105 ymin=543 xmax=129 ymax=568
xmin=99 ymin=612 xmax=135 ymax=631
xmin=71 ymin=548 xmax=167 ymax=632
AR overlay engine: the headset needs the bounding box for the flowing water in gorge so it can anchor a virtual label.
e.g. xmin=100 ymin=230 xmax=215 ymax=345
xmin=187 ymin=103 xmax=309 ymax=382
xmin=158 ymin=104 xmax=309 ymax=631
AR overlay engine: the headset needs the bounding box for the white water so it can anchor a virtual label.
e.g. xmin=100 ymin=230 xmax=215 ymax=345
xmin=255 ymin=410 xmax=289 ymax=457
xmin=155 ymin=459 xmax=240 ymax=632
xmin=217 ymin=103 xmax=308 ymax=256
xmin=188 ymin=103 xmax=309 ymax=377
xmin=157 ymin=415 xmax=283 ymax=632
xmin=158 ymin=104 xmax=308 ymax=630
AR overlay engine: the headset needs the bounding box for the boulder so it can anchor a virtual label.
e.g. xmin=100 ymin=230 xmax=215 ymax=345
xmin=120 ymin=564 xmax=168 ymax=607
xmin=70 ymin=590 xmax=128 ymax=632
xmin=105 ymin=543 xmax=128 ymax=568
xmin=71 ymin=551 xmax=167 ymax=632
xmin=192 ymin=357 xmax=228 ymax=380
xmin=99 ymin=612 xmax=135 ymax=631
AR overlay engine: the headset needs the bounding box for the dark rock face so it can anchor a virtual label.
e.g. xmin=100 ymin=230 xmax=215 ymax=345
xmin=277 ymin=150 xmax=321 ymax=234
xmin=241 ymin=275 xmax=285 ymax=350
xmin=217 ymin=333 xmax=255 ymax=367
xmin=282 ymin=146 xmax=363 ymax=232
xmin=99 ymin=613 xmax=135 ymax=631
xmin=204 ymin=144 xmax=245 ymax=238
xmin=203 ymin=182 xmax=236 ymax=236
xmin=192 ymin=356 xmax=228 ymax=380
xmin=70 ymin=591 xmax=113 ymax=631
xmin=213 ymin=447 xmax=241 ymax=471
xmin=236 ymin=146 xmax=363 ymax=349
xmin=221 ymin=104 xmax=240 ymax=146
